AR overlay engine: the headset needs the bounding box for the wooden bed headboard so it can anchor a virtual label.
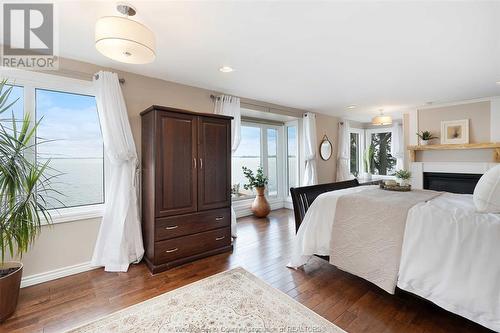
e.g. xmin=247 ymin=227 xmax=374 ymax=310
xmin=289 ymin=179 xmax=361 ymax=231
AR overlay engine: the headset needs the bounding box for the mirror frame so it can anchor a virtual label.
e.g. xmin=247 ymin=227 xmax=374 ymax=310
xmin=319 ymin=135 xmax=333 ymax=161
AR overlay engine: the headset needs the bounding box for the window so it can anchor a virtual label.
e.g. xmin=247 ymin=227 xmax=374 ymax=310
xmin=0 ymin=70 xmax=104 ymax=216
xmin=232 ymin=125 xmax=261 ymax=198
xmin=349 ymin=128 xmax=364 ymax=177
xmin=350 ymin=132 xmax=360 ymax=177
xmin=366 ymin=128 xmax=396 ymax=176
xmin=36 ymin=89 xmax=104 ymax=209
xmin=232 ymin=121 xmax=283 ymax=200
xmin=286 ymin=123 xmax=298 ymax=192
xmin=0 ymin=85 xmax=24 ymax=129
xmin=267 ymin=128 xmax=278 ymax=196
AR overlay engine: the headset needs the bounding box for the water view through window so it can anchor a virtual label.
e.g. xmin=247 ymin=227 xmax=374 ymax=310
xmin=232 ymin=125 xmax=261 ymax=198
xmin=267 ymin=128 xmax=278 ymax=196
xmin=36 ymin=89 xmax=104 ymax=209
xmin=287 ymin=126 xmax=298 ymax=190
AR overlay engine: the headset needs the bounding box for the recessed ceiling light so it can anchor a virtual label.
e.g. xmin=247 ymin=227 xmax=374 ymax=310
xmin=219 ymin=66 xmax=234 ymax=73
xmin=346 ymin=105 xmax=356 ymax=109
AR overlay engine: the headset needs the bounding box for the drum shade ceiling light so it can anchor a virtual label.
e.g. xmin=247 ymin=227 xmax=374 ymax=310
xmin=95 ymin=4 xmax=156 ymax=64
xmin=372 ymin=109 xmax=393 ymax=126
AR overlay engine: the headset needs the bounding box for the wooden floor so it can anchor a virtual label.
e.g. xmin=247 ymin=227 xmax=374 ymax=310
xmin=1 ymin=209 xmax=491 ymax=333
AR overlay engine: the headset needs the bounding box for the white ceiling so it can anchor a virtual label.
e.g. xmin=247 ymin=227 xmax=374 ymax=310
xmin=57 ymin=1 xmax=500 ymax=121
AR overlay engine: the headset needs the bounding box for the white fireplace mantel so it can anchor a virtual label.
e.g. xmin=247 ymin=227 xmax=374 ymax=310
xmin=410 ymin=162 xmax=498 ymax=189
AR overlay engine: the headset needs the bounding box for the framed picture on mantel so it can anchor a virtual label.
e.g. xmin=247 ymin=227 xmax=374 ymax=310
xmin=441 ymin=119 xmax=469 ymax=144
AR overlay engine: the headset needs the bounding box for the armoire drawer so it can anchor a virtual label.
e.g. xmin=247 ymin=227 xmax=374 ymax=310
xmin=155 ymin=227 xmax=231 ymax=264
xmin=155 ymin=208 xmax=230 ymax=241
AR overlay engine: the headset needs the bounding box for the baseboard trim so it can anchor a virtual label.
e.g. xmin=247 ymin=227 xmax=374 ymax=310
xmin=235 ymin=201 xmax=286 ymax=218
xmin=21 ymin=261 xmax=96 ymax=288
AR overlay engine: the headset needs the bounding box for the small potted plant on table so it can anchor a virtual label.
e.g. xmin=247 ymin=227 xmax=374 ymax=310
xmin=417 ymin=131 xmax=438 ymax=145
xmin=242 ymin=166 xmax=270 ymax=218
xmin=395 ymin=169 xmax=412 ymax=187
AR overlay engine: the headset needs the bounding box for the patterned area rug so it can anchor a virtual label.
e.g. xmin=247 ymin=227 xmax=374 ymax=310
xmin=67 ymin=267 xmax=345 ymax=333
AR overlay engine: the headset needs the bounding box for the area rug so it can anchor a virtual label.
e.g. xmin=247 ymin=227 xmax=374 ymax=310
xmin=67 ymin=267 xmax=345 ymax=333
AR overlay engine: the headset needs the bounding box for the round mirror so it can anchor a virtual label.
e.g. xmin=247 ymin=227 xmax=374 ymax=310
xmin=320 ymin=135 xmax=332 ymax=161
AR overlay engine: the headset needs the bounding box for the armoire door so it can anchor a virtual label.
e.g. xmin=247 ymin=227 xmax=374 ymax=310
xmin=197 ymin=116 xmax=231 ymax=211
xmin=155 ymin=111 xmax=197 ymax=217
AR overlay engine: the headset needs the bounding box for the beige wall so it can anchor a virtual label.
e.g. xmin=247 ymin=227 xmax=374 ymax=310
xmin=316 ymin=114 xmax=339 ymax=184
xmin=418 ymin=101 xmax=491 ymax=144
xmin=10 ymin=57 xmax=339 ymax=278
xmin=413 ymin=101 xmax=493 ymax=163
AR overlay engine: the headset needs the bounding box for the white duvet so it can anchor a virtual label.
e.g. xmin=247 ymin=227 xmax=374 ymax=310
xmin=289 ymin=186 xmax=500 ymax=331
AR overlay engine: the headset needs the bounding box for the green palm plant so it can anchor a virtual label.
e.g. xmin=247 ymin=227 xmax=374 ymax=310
xmin=0 ymin=79 xmax=54 ymax=265
xmin=363 ymin=144 xmax=375 ymax=174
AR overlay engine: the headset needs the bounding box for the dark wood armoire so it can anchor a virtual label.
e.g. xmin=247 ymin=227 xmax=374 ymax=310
xmin=140 ymin=106 xmax=233 ymax=273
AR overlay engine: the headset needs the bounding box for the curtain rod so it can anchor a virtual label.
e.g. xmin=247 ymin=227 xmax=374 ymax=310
xmin=94 ymin=74 xmax=125 ymax=84
xmin=210 ymin=94 xmax=239 ymax=100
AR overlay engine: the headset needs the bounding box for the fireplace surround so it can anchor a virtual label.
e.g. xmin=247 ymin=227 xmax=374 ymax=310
xmin=410 ymin=161 xmax=497 ymax=192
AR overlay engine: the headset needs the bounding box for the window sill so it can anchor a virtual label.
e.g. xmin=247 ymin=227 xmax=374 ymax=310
xmin=45 ymin=204 xmax=104 ymax=225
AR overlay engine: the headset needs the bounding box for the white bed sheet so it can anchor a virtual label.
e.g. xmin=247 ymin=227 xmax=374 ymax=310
xmin=288 ymin=188 xmax=500 ymax=331
xmin=398 ymin=192 xmax=500 ymax=332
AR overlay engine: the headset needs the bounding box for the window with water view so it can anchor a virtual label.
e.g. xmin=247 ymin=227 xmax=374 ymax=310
xmin=232 ymin=122 xmax=286 ymax=199
xmin=36 ymin=89 xmax=104 ymax=209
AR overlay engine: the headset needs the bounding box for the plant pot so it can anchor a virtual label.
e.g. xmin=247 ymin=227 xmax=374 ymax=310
xmin=397 ymin=178 xmax=410 ymax=186
xmin=0 ymin=262 xmax=23 ymax=323
xmin=251 ymin=187 xmax=271 ymax=218
xmin=421 ymin=140 xmax=429 ymax=145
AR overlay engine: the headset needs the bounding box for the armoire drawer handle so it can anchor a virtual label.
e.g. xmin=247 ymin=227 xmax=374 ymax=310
xmin=165 ymin=248 xmax=178 ymax=253
xmin=215 ymin=216 xmax=224 ymax=221
xmin=215 ymin=236 xmax=225 ymax=241
xmin=165 ymin=225 xmax=178 ymax=230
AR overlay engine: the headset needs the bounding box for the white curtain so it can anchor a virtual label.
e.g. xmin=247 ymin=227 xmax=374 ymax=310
xmin=91 ymin=71 xmax=144 ymax=272
xmin=303 ymin=112 xmax=318 ymax=186
xmin=336 ymin=120 xmax=351 ymax=181
xmin=214 ymin=95 xmax=241 ymax=238
xmin=391 ymin=121 xmax=404 ymax=170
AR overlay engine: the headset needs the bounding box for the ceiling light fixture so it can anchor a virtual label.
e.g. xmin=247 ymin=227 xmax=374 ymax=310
xmin=371 ymin=109 xmax=392 ymax=126
xmin=95 ymin=4 xmax=156 ymax=64
xmin=496 ymin=81 xmax=500 ymax=85
xmin=346 ymin=105 xmax=356 ymax=109
xmin=219 ymin=66 xmax=234 ymax=73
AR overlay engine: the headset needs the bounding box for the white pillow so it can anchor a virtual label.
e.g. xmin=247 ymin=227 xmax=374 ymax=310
xmin=473 ymin=164 xmax=500 ymax=213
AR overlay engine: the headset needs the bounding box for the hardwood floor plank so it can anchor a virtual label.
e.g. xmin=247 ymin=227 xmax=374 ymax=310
xmin=0 ymin=209 xmax=492 ymax=333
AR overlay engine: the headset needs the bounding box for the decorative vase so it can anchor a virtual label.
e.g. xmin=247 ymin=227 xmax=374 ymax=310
xmin=0 ymin=262 xmax=23 ymax=323
xmin=251 ymin=187 xmax=270 ymax=218
xmin=421 ymin=140 xmax=429 ymax=145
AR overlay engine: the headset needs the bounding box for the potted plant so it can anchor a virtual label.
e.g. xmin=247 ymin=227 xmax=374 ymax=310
xmin=0 ymin=80 xmax=54 ymax=322
xmin=394 ymin=169 xmax=412 ymax=186
xmin=362 ymin=144 xmax=375 ymax=181
xmin=417 ymin=131 xmax=438 ymax=145
xmin=242 ymin=166 xmax=270 ymax=218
